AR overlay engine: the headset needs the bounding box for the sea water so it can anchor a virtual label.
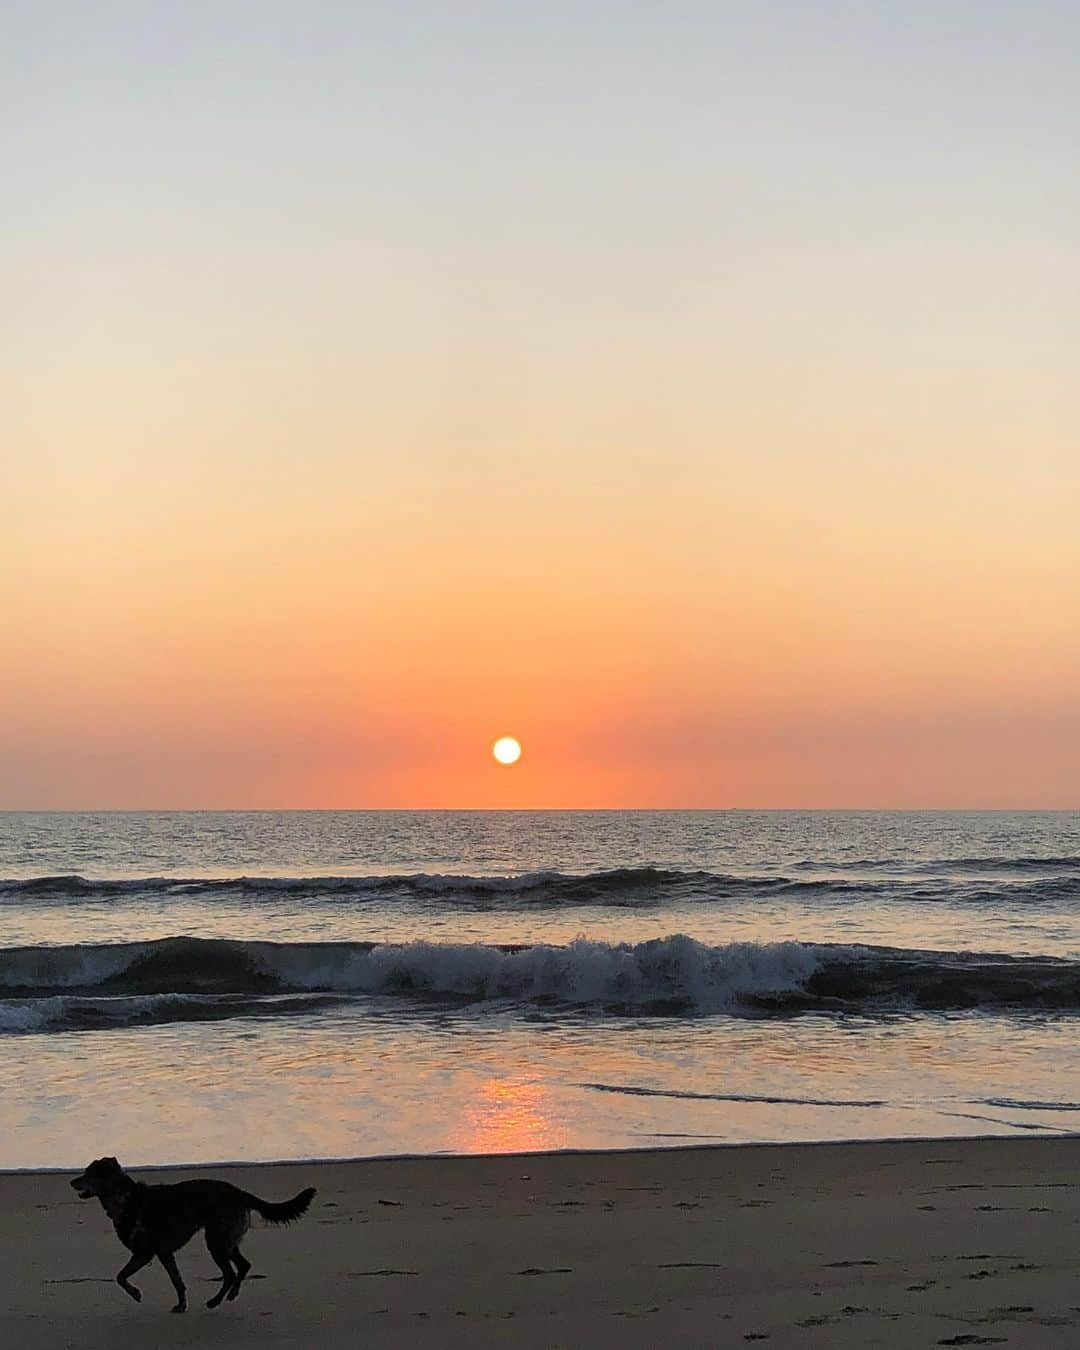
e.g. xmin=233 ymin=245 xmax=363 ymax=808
xmin=1 ymin=811 xmax=1077 ymax=1168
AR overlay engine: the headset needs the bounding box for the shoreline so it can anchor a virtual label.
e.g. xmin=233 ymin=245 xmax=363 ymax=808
xmin=3 ymin=1127 xmax=1074 ymax=1177
xmin=6 ymin=1134 xmax=1078 ymax=1347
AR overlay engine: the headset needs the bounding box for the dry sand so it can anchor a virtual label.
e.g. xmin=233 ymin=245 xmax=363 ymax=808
xmin=3 ymin=1136 xmax=1078 ymax=1348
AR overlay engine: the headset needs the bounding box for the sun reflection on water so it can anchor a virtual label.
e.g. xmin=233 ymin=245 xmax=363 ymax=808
xmin=452 ymin=1077 xmax=566 ymax=1155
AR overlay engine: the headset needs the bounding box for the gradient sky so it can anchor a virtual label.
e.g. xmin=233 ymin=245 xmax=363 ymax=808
xmin=4 ymin=2 xmax=1079 ymax=808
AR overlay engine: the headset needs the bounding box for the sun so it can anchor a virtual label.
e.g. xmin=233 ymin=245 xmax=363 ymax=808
xmin=492 ymin=736 xmax=522 ymax=766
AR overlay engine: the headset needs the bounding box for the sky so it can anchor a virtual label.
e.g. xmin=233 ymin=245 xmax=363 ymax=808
xmin=3 ymin=2 xmax=1079 ymax=808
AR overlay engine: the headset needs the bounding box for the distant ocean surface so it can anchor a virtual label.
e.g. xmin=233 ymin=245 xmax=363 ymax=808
xmin=2 ymin=811 xmax=1078 ymax=1169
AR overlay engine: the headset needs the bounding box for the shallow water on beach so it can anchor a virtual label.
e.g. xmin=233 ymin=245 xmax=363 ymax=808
xmin=2 ymin=811 xmax=1078 ymax=1168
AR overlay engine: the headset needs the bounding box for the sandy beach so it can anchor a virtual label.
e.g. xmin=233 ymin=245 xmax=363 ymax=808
xmin=3 ymin=1136 xmax=1078 ymax=1348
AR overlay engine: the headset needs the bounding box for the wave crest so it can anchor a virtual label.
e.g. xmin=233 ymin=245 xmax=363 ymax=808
xmin=3 ymin=865 xmax=1076 ymax=910
xmin=0 ymin=933 xmax=820 ymax=1010
xmin=3 ymin=934 xmax=1080 ymax=1034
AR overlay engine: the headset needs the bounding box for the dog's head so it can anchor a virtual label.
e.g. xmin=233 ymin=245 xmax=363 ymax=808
xmin=70 ymin=1156 xmax=125 ymax=1200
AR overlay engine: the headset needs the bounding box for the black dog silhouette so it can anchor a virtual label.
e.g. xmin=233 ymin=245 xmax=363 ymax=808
xmin=71 ymin=1156 xmax=315 ymax=1312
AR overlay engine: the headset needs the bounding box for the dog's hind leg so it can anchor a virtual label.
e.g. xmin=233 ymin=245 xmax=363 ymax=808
xmin=225 ymin=1246 xmax=251 ymax=1301
xmin=204 ymin=1232 xmax=236 ymax=1310
xmin=157 ymin=1251 xmax=187 ymax=1314
xmin=115 ymin=1248 xmax=153 ymax=1303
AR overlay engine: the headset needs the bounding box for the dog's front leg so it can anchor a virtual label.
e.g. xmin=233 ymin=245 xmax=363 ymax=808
xmin=158 ymin=1251 xmax=187 ymax=1313
xmin=116 ymin=1249 xmax=153 ymax=1303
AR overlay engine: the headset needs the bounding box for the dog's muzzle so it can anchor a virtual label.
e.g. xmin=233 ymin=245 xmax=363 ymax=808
xmin=70 ymin=1178 xmax=94 ymax=1198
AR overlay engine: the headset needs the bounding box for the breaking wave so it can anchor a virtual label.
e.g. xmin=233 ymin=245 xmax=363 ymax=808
xmin=2 ymin=933 xmax=1079 ymax=1033
xmin=2 ymin=865 xmax=1076 ymax=909
xmin=0 ymin=868 xmax=828 ymax=904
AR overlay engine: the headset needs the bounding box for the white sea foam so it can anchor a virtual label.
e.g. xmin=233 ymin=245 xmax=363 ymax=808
xmin=0 ymin=933 xmax=826 ymax=1008
xmin=282 ymin=934 xmax=825 ymax=1009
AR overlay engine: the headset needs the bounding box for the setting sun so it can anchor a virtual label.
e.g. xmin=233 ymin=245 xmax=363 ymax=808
xmin=492 ymin=736 xmax=522 ymax=766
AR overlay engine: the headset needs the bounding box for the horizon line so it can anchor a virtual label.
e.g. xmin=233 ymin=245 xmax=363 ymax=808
xmin=2 ymin=806 xmax=1078 ymax=815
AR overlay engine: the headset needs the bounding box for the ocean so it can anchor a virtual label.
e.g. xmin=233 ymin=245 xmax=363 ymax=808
xmin=2 ymin=810 xmax=1078 ymax=1169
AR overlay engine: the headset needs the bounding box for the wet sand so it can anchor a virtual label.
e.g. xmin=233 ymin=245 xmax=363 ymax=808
xmin=3 ymin=1136 xmax=1078 ymax=1348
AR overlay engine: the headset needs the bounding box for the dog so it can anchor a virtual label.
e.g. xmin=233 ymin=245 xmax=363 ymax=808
xmin=70 ymin=1156 xmax=315 ymax=1313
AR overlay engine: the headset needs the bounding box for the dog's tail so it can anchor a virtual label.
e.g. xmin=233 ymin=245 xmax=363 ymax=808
xmin=246 ymin=1186 xmax=317 ymax=1225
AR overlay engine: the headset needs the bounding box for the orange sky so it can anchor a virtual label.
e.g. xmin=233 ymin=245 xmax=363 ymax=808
xmin=4 ymin=5 xmax=1078 ymax=807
